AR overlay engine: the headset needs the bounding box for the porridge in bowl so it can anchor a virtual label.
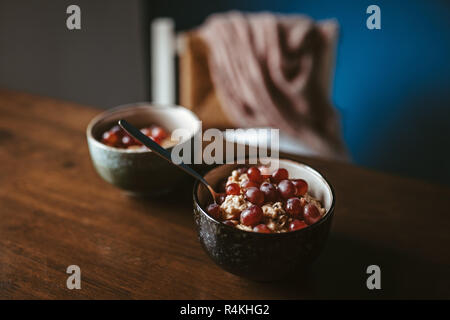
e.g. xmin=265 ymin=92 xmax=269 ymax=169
xmin=206 ymin=166 xmax=326 ymax=233
xmin=100 ymin=124 xmax=176 ymax=149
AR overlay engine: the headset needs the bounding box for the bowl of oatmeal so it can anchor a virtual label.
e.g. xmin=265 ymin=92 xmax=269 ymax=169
xmin=87 ymin=102 xmax=200 ymax=195
xmin=193 ymin=158 xmax=335 ymax=281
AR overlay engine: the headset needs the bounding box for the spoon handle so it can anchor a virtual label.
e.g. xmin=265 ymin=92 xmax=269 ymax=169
xmin=118 ymin=119 xmax=213 ymax=194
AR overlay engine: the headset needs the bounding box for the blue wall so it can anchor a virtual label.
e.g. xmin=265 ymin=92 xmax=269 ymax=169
xmin=244 ymin=0 xmax=450 ymax=185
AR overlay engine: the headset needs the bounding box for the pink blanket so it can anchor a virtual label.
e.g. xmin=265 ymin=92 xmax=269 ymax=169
xmin=198 ymin=12 xmax=347 ymax=159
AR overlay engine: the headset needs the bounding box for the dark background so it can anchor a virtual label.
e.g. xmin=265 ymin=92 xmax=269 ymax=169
xmin=0 ymin=0 xmax=449 ymax=185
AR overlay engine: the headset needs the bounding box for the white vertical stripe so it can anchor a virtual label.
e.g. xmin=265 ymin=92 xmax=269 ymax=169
xmin=151 ymin=18 xmax=175 ymax=105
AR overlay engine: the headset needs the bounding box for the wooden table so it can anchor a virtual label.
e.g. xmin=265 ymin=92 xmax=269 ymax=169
xmin=0 ymin=89 xmax=449 ymax=299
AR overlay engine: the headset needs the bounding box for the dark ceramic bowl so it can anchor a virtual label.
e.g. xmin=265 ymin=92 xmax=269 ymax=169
xmin=87 ymin=102 xmax=200 ymax=195
xmin=193 ymin=158 xmax=335 ymax=281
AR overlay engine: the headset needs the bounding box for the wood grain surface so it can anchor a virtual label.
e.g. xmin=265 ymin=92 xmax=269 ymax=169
xmin=0 ymin=89 xmax=449 ymax=299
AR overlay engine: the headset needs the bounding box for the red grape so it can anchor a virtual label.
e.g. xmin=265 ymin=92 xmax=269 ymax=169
xmin=226 ymin=183 xmax=241 ymax=195
xmin=149 ymin=136 xmax=162 ymax=145
xmin=278 ymin=180 xmax=296 ymax=199
xmin=245 ymin=187 xmax=265 ymax=206
xmin=304 ymin=204 xmax=321 ymax=225
xmin=271 ymin=168 xmax=289 ymax=183
xmin=150 ymin=125 xmax=168 ymax=141
xmin=240 ymin=205 xmax=263 ymax=226
xmin=206 ymin=203 xmax=221 ymax=220
xmin=285 ymin=197 xmax=303 ymax=218
xmin=247 ymin=167 xmax=263 ymax=183
xmin=110 ymin=125 xmax=122 ymax=134
xmin=140 ymin=127 xmax=151 ymax=136
xmin=241 ymin=180 xmax=259 ymax=189
xmin=253 ymin=224 xmax=271 ymax=233
xmin=102 ymin=131 xmax=119 ymax=146
xmin=260 ymin=182 xmax=279 ymax=202
xmin=289 ymin=219 xmax=308 ymax=231
xmin=121 ymin=134 xmax=138 ymax=147
xmin=292 ymin=179 xmax=308 ymax=196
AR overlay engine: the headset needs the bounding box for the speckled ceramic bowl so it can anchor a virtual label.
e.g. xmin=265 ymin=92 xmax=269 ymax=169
xmin=193 ymin=158 xmax=335 ymax=281
xmin=87 ymin=102 xmax=200 ymax=195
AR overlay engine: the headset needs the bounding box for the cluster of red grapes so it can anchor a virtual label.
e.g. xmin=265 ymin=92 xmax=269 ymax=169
xmin=101 ymin=125 xmax=168 ymax=148
xmin=207 ymin=166 xmax=322 ymax=233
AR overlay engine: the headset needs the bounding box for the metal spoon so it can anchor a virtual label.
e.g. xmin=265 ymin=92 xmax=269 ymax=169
xmin=118 ymin=119 xmax=219 ymax=202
